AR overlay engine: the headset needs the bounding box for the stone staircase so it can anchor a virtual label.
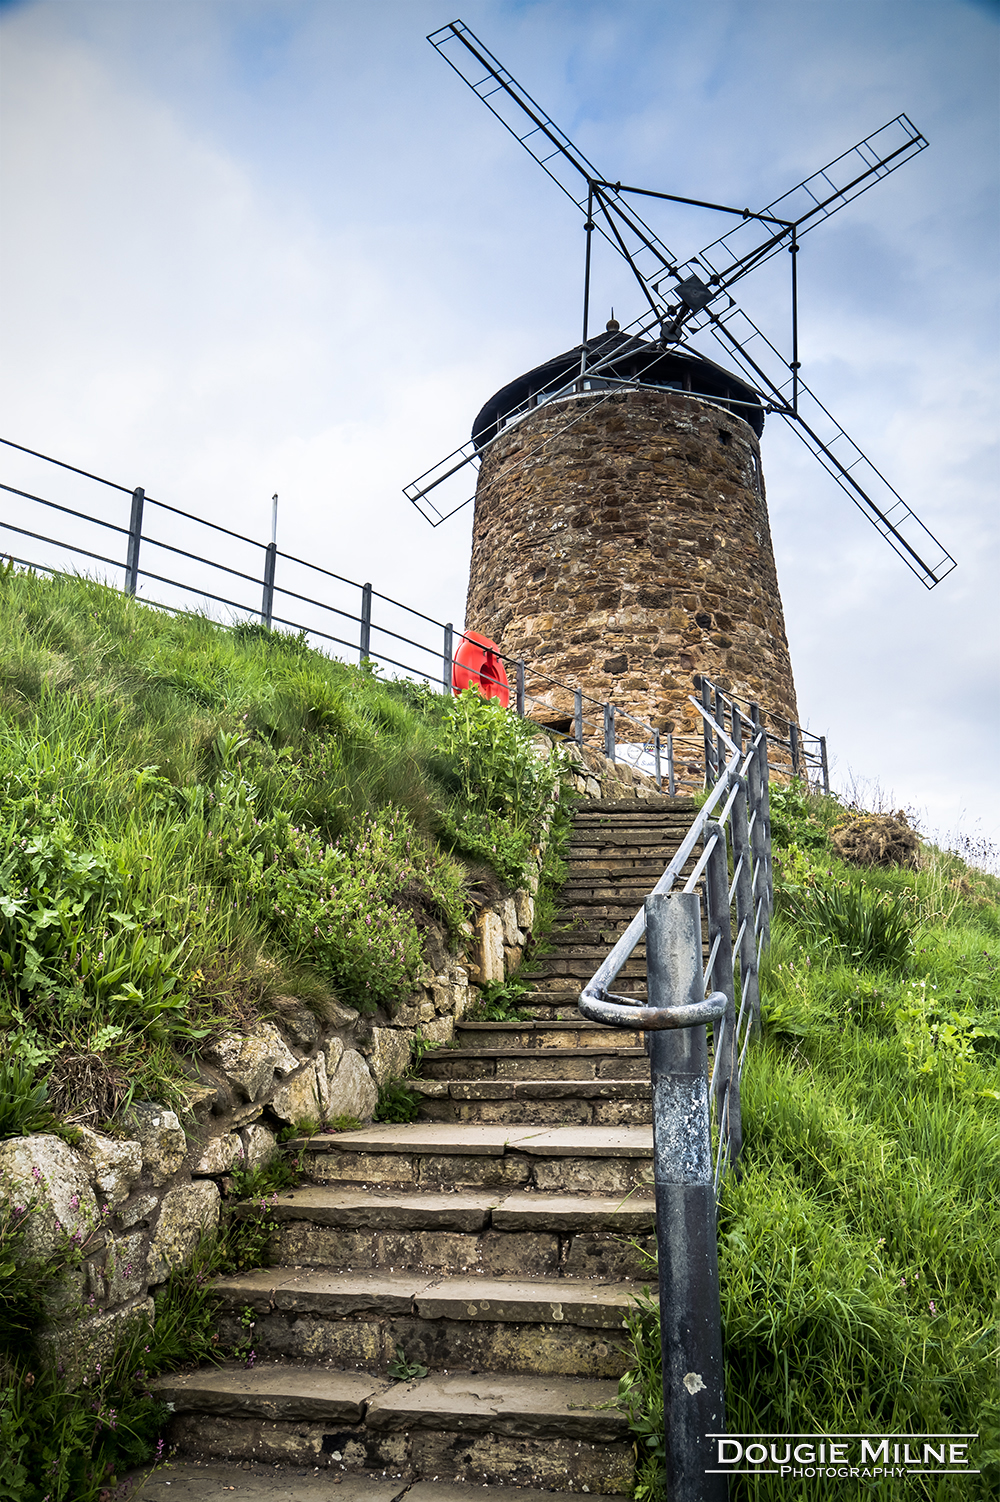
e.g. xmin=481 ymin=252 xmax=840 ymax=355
xmin=155 ymin=796 xmax=697 ymax=1493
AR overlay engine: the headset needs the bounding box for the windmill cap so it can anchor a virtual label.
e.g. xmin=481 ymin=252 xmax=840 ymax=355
xmin=472 ymin=328 xmax=764 ymax=447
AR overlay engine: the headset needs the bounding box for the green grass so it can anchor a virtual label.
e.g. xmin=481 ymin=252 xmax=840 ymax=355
xmin=623 ymin=783 xmax=1000 ymax=1501
xmin=0 ymin=569 xmax=561 ymax=1119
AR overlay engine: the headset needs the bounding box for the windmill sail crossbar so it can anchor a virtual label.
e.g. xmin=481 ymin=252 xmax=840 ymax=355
xmin=693 ymin=116 xmax=928 ymax=292
xmin=428 ymin=21 xmax=683 ymax=281
xmin=708 ymin=308 xmax=956 ymax=588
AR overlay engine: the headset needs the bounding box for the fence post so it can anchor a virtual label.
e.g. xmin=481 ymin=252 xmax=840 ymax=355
xmin=699 ymin=677 xmax=716 ymax=786
xmin=442 ymin=623 xmax=454 ymax=694
xmin=820 ymin=735 xmax=830 ymax=796
xmin=516 ymin=659 xmax=525 ymax=717
xmin=749 ymin=704 xmax=772 ymax=946
xmin=574 ymin=689 xmax=583 ymax=746
xmin=124 ymin=487 xmax=144 ymax=595
xmin=713 ymin=682 xmax=727 ymax=786
xmin=789 ymin=721 xmax=801 ymax=779
xmin=604 ymin=702 xmax=616 ymax=761
xmin=704 ymin=822 xmax=741 ymax=1173
xmin=360 ymin=582 xmax=372 ymax=663
xmin=667 ymin=732 xmax=676 ymax=796
xmin=261 ymin=543 xmax=277 ymax=628
xmin=653 ymin=730 xmax=662 ymax=792
xmin=646 ymin=892 xmax=728 ymax=1502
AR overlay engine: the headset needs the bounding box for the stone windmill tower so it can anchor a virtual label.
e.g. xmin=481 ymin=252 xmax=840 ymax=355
xmin=464 ymin=322 xmax=798 ymax=749
xmin=407 ymin=24 xmax=955 ymax=755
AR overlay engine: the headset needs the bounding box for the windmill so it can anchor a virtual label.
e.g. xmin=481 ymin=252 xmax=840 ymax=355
xmin=406 ymin=20 xmax=956 ymax=750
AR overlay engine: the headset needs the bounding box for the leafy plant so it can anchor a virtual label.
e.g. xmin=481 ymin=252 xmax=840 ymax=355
xmin=467 ymin=975 xmax=533 ymax=1022
xmin=788 ymin=880 xmax=913 ymax=971
xmin=387 ymin=1343 xmax=427 ymax=1381
xmin=0 ymin=1057 xmax=55 ymax=1139
xmin=374 ymin=1079 xmax=422 ymax=1124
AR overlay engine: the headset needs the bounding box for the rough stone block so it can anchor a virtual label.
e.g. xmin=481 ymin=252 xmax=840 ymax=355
xmin=148 ymin=1180 xmax=220 ymax=1285
xmin=125 ymin=1102 xmax=188 ymax=1186
xmin=192 ymin=1132 xmax=243 ymax=1176
xmin=241 ymin=1122 xmax=278 ymax=1171
xmin=204 ymin=1023 xmax=298 ymax=1102
xmin=0 ymin=1135 xmax=98 ymax=1261
xmin=74 ymin=1127 xmax=142 ymax=1208
xmin=38 ymin=1296 xmax=154 ymax=1386
xmin=327 ymin=1050 xmax=378 ymax=1122
xmin=271 ymin=1060 xmax=327 ymax=1126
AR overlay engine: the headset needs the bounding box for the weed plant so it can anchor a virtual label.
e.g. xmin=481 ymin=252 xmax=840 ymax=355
xmin=623 ymin=781 xmax=1000 ymax=1500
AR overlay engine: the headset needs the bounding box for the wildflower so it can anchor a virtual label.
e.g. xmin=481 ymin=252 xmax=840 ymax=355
xmin=929 ymin=1301 xmax=937 ymax=1315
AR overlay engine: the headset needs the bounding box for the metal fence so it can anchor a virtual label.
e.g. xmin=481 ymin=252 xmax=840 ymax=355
xmin=1 ymin=436 xmax=826 ymax=803
xmin=578 ymin=691 xmax=775 ymax=1501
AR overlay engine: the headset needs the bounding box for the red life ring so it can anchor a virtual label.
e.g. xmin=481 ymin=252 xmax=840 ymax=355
xmin=452 ymin=630 xmax=510 ymax=707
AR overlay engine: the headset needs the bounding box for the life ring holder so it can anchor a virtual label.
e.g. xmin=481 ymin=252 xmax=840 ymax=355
xmin=452 ymin=630 xmax=510 ymax=707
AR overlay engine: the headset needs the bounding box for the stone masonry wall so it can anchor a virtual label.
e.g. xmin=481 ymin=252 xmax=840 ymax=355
xmin=467 ymin=388 xmax=800 ymax=749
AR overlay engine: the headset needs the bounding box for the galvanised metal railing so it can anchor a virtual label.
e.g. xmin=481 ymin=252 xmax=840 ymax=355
xmin=577 ymin=692 xmax=774 ymax=1502
xmin=1 ymin=436 xmax=825 ymax=802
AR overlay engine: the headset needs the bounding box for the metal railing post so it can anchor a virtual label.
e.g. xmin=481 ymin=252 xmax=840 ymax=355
xmin=790 ymin=721 xmax=801 ymax=779
xmin=646 ymin=892 xmax=728 ymax=1502
xmin=360 ymin=582 xmax=372 ymax=663
xmin=820 ymin=735 xmax=830 ymax=796
xmin=124 ymin=487 xmax=144 ymax=595
xmin=261 ymin=542 xmax=277 ymax=627
xmin=667 ymin=732 xmax=676 ymax=796
xmin=713 ymin=683 xmax=727 ymax=787
xmin=442 ymin=623 xmax=454 ymax=694
xmin=516 ymin=658 xmax=525 ymax=717
xmin=653 ymin=729 xmax=662 ymax=792
xmin=698 ymin=677 xmax=715 ymax=786
xmin=704 ymin=822 xmax=741 ymax=1173
xmin=574 ymin=689 xmax=583 ymax=746
xmin=604 ymin=702 xmax=616 ymax=760
xmin=749 ymin=704 xmax=773 ymax=943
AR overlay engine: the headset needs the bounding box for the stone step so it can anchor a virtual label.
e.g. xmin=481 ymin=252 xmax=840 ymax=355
xmin=134 ymin=1467 xmax=631 ymax=1502
xmin=298 ymin=1122 xmax=654 ymax=1196
xmin=420 ymin=1046 xmax=648 ymax=1080
xmin=159 ymin=1365 xmax=633 ymax=1490
xmin=412 ymin=1076 xmax=651 ymax=1128
xmin=207 ymin=1267 xmax=638 ymax=1381
xmin=245 ymin=1185 xmax=654 ymax=1279
xmin=574 ymin=796 xmax=697 ymax=814
xmin=453 ymin=1019 xmax=640 ymax=1050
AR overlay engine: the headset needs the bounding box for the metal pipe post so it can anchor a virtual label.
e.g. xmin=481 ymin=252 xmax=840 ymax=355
xmin=604 ymin=702 xmax=616 ymax=761
xmin=789 ymin=722 xmax=800 ymax=779
xmin=820 ymin=735 xmax=830 ymax=796
xmin=653 ymin=730 xmax=662 ymax=792
xmin=124 ymin=487 xmax=144 ymax=595
xmin=645 ymin=892 xmax=728 ymax=1502
xmin=261 ymin=542 xmax=277 ymax=627
xmin=700 ymin=677 xmax=715 ymax=787
xmin=574 ymin=689 xmax=583 ymax=746
xmin=360 ymin=582 xmax=372 ymax=663
xmin=704 ymin=822 xmax=741 ymax=1172
xmin=667 ymin=732 xmax=676 ymax=796
xmin=443 ymin=623 xmax=454 ymax=695
xmin=516 ymin=659 xmax=525 ymax=717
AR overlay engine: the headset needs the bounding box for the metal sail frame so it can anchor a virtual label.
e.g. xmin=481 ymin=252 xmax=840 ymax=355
xmin=409 ymin=19 xmax=955 ymax=588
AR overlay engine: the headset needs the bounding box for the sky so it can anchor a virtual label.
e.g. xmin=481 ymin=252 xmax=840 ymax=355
xmin=1 ymin=0 xmax=997 ymax=856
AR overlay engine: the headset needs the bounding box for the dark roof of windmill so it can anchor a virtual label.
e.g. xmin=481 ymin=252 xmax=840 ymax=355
xmin=471 ymin=328 xmax=765 ymax=446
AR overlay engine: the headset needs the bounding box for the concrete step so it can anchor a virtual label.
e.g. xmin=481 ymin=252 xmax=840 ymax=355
xmin=412 ymin=1076 xmax=651 ymax=1128
xmin=207 ymin=1267 xmax=638 ymax=1381
xmin=417 ymin=1046 xmax=648 ymax=1081
xmin=297 ymin=1122 xmax=654 ymax=1197
xmin=243 ymin=1185 xmax=655 ymax=1279
xmin=159 ymin=1365 xmax=633 ymax=1490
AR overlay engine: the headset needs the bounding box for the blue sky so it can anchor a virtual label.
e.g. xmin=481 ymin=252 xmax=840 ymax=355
xmin=1 ymin=0 xmax=997 ymax=850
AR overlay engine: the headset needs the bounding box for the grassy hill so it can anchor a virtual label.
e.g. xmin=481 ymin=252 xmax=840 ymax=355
xmin=0 ymin=569 xmax=563 ymax=1127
